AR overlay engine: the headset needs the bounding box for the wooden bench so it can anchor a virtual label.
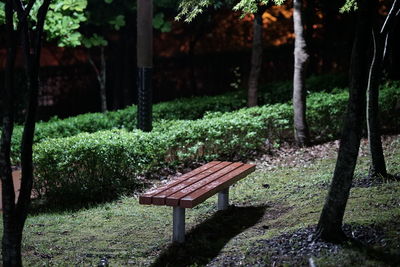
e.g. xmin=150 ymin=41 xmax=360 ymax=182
xmin=139 ymin=161 xmax=256 ymax=243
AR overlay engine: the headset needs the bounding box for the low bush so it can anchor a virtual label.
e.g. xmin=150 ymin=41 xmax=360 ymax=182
xmin=10 ymin=73 xmax=349 ymax=163
xmin=32 ymin=83 xmax=399 ymax=204
xmin=11 ymin=92 xmax=245 ymax=163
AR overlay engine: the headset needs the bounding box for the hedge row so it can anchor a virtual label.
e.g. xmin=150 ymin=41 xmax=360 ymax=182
xmin=9 ymin=73 xmax=349 ymax=163
xmin=11 ymin=92 xmax=245 ymax=163
xmin=32 ymin=83 xmax=400 ymax=203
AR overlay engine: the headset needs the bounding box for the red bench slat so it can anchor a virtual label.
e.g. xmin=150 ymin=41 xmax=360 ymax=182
xmin=179 ymin=164 xmax=256 ymax=208
xmin=165 ymin=162 xmax=244 ymax=206
xmin=139 ymin=161 xmax=220 ymax=205
xmin=151 ymin=161 xmax=233 ymax=205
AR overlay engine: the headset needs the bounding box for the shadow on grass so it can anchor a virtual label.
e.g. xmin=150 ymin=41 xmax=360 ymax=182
xmin=346 ymin=237 xmax=400 ymax=266
xmin=151 ymin=205 xmax=266 ymax=267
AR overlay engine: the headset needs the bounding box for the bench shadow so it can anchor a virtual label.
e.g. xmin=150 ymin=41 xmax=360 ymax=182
xmin=150 ymin=205 xmax=266 ymax=267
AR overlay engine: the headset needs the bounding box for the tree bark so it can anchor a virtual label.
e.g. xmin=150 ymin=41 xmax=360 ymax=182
xmin=366 ymin=30 xmax=387 ymax=178
xmin=88 ymin=47 xmax=107 ymax=113
xmin=293 ymin=0 xmax=310 ymax=147
xmin=1 ymin=0 xmax=20 ymax=265
xmin=137 ymin=0 xmax=153 ymax=132
xmin=316 ymin=0 xmax=372 ymax=243
xmin=366 ymin=0 xmax=400 ymax=179
xmin=1 ymin=0 xmax=51 ymax=265
xmin=247 ymin=8 xmax=265 ymax=107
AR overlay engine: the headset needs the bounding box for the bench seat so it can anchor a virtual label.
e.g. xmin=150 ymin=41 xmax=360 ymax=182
xmin=139 ymin=161 xmax=255 ymax=208
xmin=139 ymin=161 xmax=256 ymax=243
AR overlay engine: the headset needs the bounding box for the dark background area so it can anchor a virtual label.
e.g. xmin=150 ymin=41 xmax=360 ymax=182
xmin=1 ymin=5 xmax=400 ymax=121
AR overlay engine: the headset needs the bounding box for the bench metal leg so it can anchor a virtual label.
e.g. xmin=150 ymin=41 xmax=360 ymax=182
xmin=173 ymin=207 xmax=185 ymax=243
xmin=217 ymin=188 xmax=229 ymax=210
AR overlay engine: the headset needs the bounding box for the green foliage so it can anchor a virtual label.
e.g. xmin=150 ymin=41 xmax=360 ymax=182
xmin=32 ymin=84 xmax=400 ymax=203
xmin=81 ymin=33 xmax=108 ymax=48
xmin=153 ymin=12 xmax=172 ymax=32
xmin=108 ymin=14 xmax=125 ymax=30
xmin=42 ymin=0 xmax=88 ymax=47
xmin=0 ymin=2 xmax=4 ymax=24
xmin=9 ymin=92 xmax=245 ymax=163
xmin=340 ymin=0 xmax=358 ymax=13
xmin=176 ymin=0 xmax=285 ymax=21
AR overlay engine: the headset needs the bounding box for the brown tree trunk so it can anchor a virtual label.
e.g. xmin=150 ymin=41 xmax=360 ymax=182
xmin=293 ymin=0 xmax=310 ymax=147
xmin=316 ymin=0 xmax=373 ymax=243
xmin=247 ymin=8 xmax=265 ymax=107
xmin=137 ymin=0 xmax=153 ymax=132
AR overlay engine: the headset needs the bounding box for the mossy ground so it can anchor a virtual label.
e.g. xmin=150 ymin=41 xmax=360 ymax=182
xmin=1 ymin=136 xmax=399 ymax=266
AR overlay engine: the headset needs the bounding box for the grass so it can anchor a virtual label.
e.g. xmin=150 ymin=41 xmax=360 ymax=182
xmin=2 ymin=136 xmax=400 ymax=266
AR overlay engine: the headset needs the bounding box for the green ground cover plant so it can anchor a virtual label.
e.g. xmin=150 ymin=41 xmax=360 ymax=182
xmin=5 ymin=136 xmax=399 ymax=266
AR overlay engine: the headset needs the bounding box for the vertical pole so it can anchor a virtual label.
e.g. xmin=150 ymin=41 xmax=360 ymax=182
xmin=137 ymin=0 xmax=153 ymax=132
xmin=173 ymin=207 xmax=185 ymax=243
xmin=217 ymin=188 xmax=229 ymax=211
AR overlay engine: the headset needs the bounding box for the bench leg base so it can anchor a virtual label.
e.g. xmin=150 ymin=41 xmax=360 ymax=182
xmin=217 ymin=188 xmax=229 ymax=211
xmin=173 ymin=207 xmax=185 ymax=243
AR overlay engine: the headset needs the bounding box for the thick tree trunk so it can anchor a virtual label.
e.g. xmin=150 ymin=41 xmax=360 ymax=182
xmin=366 ymin=30 xmax=387 ymax=178
xmin=247 ymin=9 xmax=265 ymax=107
xmin=316 ymin=0 xmax=372 ymax=242
xmin=293 ymin=0 xmax=310 ymax=147
xmin=137 ymin=0 xmax=153 ymax=132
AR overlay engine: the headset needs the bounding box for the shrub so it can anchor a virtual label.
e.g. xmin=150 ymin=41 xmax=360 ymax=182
xmin=32 ymin=84 xmax=399 ymax=204
xmin=11 ymin=92 xmax=245 ymax=163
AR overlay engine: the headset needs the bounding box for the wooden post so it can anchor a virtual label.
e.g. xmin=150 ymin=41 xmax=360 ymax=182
xmin=173 ymin=207 xmax=185 ymax=243
xmin=217 ymin=188 xmax=229 ymax=210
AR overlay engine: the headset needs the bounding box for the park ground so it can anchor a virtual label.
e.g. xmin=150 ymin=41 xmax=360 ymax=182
xmin=4 ymin=135 xmax=400 ymax=266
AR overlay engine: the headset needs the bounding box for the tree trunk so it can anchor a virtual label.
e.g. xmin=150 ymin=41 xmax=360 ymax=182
xmin=88 ymin=47 xmax=107 ymax=113
xmin=1 ymin=0 xmax=51 ymax=265
xmin=366 ymin=0 xmax=400 ymax=179
xmin=1 ymin=1 xmax=20 ymax=265
xmin=247 ymin=8 xmax=265 ymax=107
xmin=366 ymin=30 xmax=387 ymax=178
xmin=137 ymin=0 xmax=153 ymax=132
xmin=316 ymin=0 xmax=373 ymax=242
xmin=293 ymin=0 xmax=310 ymax=147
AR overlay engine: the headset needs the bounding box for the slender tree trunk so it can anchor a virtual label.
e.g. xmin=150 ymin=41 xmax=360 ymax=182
xmin=188 ymin=36 xmax=198 ymax=96
xmin=247 ymin=8 xmax=265 ymax=107
xmin=366 ymin=0 xmax=400 ymax=179
xmin=316 ymin=0 xmax=372 ymax=243
xmin=137 ymin=0 xmax=153 ymax=132
xmin=366 ymin=30 xmax=387 ymax=178
xmin=293 ymin=0 xmax=310 ymax=147
xmin=88 ymin=47 xmax=107 ymax=113
xmin=1 ymin=1 xmax=20 ymax=265
xmin=1 ymin=0 xmax=51 ymax=265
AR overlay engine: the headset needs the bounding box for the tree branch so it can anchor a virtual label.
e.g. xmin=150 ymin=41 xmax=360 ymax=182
xmin=380 ymin=0 xmax=400 ymax=34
